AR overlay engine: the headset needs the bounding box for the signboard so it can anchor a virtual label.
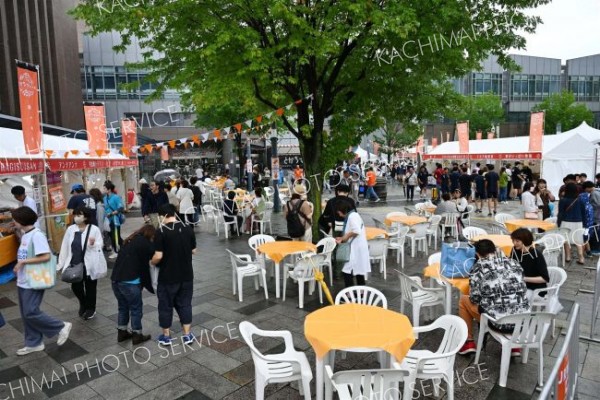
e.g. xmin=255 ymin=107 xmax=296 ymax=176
xmin=423 ymin=152 xmax=542 ymax=160
xmin=271 ymin=157 xmax=280 ymax=180
xmin=48 ymin=186 xmax=66 ymax=212
xmin=529 ymin=111 xmax=544 ymax=152
xmin=279 ymin=155 xmax=304 ymax=168
xmin=556 ymin=353 xmax=569 ymax=400
xmin=84 ymin=104 xmax=108 ymax=154
xmin=457 ymin=122 xmax=469 ymax=153
xmin=0 ymin=159 xmax=44 ymax=175
xmin=246 ymin=159 xmax=253 ymax=174
xmin=47 ymin=158 xmax=138 ymax=171
xmin=17 ymin=65 xmax=42 ymax=154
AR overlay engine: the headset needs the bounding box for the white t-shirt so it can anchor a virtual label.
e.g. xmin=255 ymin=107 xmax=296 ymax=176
xmin=177 ymin=187 xmax=195 ymax=215
xmin=342 ymin=212 xmax=370 ymax=275
xmin=20 ymin=196 xmax=40 ymax=229
xmin=17 ymin=229 xmax=51 ymax=289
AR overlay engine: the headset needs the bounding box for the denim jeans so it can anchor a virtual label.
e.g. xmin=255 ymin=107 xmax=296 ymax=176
xmin=499 ymin=187 xmax=508 ymax=202
xmin=112 ymin=281 xmax=143 ymax=332
xmin=157 ymin=281 xmax=193 ymax=329
xmin=365 ymin=186 xmax=379 ymax=201
xmin=18 ymin=288 xmax=65 ymax=347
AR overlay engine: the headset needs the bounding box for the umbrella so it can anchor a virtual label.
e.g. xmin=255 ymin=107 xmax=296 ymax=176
xmin=313 ymin=268 xmax=334 ymax=305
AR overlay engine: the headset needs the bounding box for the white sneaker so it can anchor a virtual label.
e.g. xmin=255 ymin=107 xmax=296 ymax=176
xmin=108 ymin=252 xmax=118 ymax=259
xmin=16 ymin=344 xmax=45 ymax=356
xmin=57 ymin=322 xmax=72 ymax=346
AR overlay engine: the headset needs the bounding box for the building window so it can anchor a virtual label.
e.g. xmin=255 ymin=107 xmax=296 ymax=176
xmin=472 ymin=73 xmax=502 ymax=96
xmin=568 ymin=76 xmax=600 ymax=101
xmin=510 ymin=74 xmax=561 ymax=101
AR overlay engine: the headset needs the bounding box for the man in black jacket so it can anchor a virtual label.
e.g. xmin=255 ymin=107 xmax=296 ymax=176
xmin=319 ymin=184 xmax=356 ymax=237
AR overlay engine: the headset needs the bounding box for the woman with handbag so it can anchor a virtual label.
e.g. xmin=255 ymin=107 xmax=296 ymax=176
xmin=111 ymin=225 xmax=156 ymax=344
xmin=521 ymin=182 xmax=541 ymax=220
xmin=558 ymin=182 xmax=587 ymax=265
xmin=57 ymin=207 xmax=107 ymax=320
xmin=104 ymin=181 xmax=124 ymax=258
xmin=335 ymin=201 xmax=370 ymax=287
xmin=11 ymin=207 xmax=71 ymax=355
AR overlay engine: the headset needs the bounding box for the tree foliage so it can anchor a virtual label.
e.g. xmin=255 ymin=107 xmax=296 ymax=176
xmin=453 ymin=93 xmax=505 ymax=138
xmin=374 ymin=120 xmax=423 ymax=163
xmin=532 ymin=91 xmax=594 ymax=134
xmin=71 ymin=0 xmax=549 ymax=234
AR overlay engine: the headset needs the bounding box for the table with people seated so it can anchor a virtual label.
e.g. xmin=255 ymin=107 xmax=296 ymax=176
xmin=305 ymin=303 xmax=415 ymax=400
xmin=384 ymin=215 xmax=427 ymax=227
xmin=471 ymin=234 xmax=514 ymax=256
xmin=257 ymin=241 xmax=317 ymax=298
xmin=504 ymin=219 xmax=556 ymax=233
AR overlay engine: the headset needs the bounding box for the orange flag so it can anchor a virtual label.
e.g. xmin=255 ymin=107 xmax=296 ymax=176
xmin=16 ymin=64 xmax=42 ymax=154
xmin=234 ymin=123 xmax=242 ymax=133
xmin=121 ymin=119 xmax=137 ymax=157
xmin=64 ymin=151 xmax=70 ymax=158
xmin=255 ymin=115 xmax=263 ymax=123
xmin=160 ymin=146 xmax=169 ymax=161
xmin=276 ymin=108 xmax=284 ymax=117
xmin=84 ymin=103 xmax=108 ymax=153
xmin=168 ymin=140 xmax=176 ymax=149
xmin=144 ymin=144 xmax=153 ymax=153
xmin=192 ymin=135 xmax=200 ymax=145
xmin=71 ymin=150 xmax=80 ymax=155
xmin=529 ymin=111 xmax=544 ymax=152
xmin=214 ymin=129 xmax=221 ymax=140
xmin=457 ymin=122 xmax=469 ymax=153
xmin=95 ymin=149 xmax=104 ymax=157
xmin=44 ymin=150 xmax=54 ymax=158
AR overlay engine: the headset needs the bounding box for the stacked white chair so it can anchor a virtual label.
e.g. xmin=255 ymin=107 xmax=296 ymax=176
xmin=369 ymin=237 xmax=389 ymax=280
xmin=396 ymin=270 xmax=446 ymax=338
xmin=406 ymin=222 xmax=429 ymax=257
xmin=388 ymin=226 xmax=409 ymax=269
xmin=226 ymin=249 xmax=268 ymax=302
xmin=239 ymin=321 xmax=312 ymax=400
xmin=395 ymin=315 xmax=468 ymax=400
xmin=462 ymin=226 xmax=487 ymax=241
xmin=325 ymin=367 xmax=414 ymax=400
xmin=475 ymin=312 xmax=554 ymax=387
xmin=316 ymin=237 xmax=337 ymax=286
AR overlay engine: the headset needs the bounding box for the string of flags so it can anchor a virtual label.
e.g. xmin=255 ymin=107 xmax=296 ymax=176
xmin=130 ymin=95 xmax=313 ymax=155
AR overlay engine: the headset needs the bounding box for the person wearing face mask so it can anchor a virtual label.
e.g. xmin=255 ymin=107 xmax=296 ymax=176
xmin=11 ymin=207 xmax=72 ymax=355
xmin=57 ymin=207 xmax=107 ymax=320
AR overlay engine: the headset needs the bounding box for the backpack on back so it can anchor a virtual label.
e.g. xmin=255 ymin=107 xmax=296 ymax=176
xmin=286 ymin=200 xmax=307 ymax=238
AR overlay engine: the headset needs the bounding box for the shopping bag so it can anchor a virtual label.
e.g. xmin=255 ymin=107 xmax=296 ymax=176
xmin=61 ymin=262 xmax=84 ymax=283
xmin=25 ymin=230 xmax=57 ymax=290
xmin=149 ymin=262 xmax=159 ymax=293
xmin=335 ymin=242 xmax=352 ymax=263
xmin=440 ymin=242 xmax=476 ymax=278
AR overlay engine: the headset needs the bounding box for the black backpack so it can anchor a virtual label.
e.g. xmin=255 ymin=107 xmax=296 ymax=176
xmin=286 ymin=200 xmax=308 ymax=238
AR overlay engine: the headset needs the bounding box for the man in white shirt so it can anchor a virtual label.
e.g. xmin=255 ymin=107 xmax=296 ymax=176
xmin=11 ymin=185 xmax=40 ymax=229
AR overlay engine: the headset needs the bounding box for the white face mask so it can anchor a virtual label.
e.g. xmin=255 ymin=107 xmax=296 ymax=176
xmin=74 ymin=215 xmax=85 ymax=225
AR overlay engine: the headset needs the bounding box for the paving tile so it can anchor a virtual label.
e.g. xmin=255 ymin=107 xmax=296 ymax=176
xmin=45 ymin=339 xmax=89 ymax=364
xmin=42 ymin=364 xmax=106 ymax=397
xmin=175 ymin=389 xmax=212 ymax=400
xmin=236 ymin=299 xmax=278 ymax=316
xmin=191 ymin=292 xmax=221 ymax=306
xmin=86 ymin=372 xmax=145 ymax=400
xmin=0 ymin=296 xmax=17 ymax=308
xmin=0 ymin=365 xmax=28 ymax=382
xmin=47 ymin=384 xmax=99 ymax=400
xmin=222 ymin=360 xmax=255 ymax=386
xmin=484 ymin=385 xmax=531 ymax=400
xmin=186 ymin=346 xmax=242 ymax=374
xmin=135 ymin=379 xmax=194 ymax=400
xmin=134 ymin=357 xmax=198 ymax=390
xmin=179 ymin=363 xmax=241 ymax=399
xmin=55 ymin=288 xmax=77 ymax=299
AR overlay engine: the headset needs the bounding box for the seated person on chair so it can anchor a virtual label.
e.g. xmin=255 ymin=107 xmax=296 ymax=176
xmin=244 ymin=188 xmax=265 ymax=234
xmin=458 ymin=239 xmax=530 ymax=355
xmin=434 ymin=193 xmax=459 ymax=215
xmin=223 ymin=191 xmax=243 ymax=235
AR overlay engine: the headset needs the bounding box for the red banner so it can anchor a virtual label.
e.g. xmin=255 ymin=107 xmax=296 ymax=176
xmin=84 ymin=104 xmax=108 ymax=153
xmin=529 ymin=111 xmax=544 ymax=152
xmin=47 ymin=158 xmax=138 ymax=171
xmin=17 ymin=66 xmax=42 ymax=154
xmin=0 ymin=159 xmax=44 ymax=175
xmin=161 ymin=147 xmax=169 ymax=161
xmin=556 ymin=353 xmax=569 ymax=400
xmin=432 ymin=138 xmax=438 ymax=148
xmin=457 ymin=122 xmax=469 ymax=153
xmin=487 ymin=132 xmax=495 ymax=139
xmin=423 ymin=152 xmax=542 ymax=160
xmin=476 ymin=130 xmax=482 ymax=140
xmin=121 ymin=119 xmax=137 ymax=157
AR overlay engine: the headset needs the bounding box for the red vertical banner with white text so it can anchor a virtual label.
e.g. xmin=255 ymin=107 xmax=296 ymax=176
xmin=120 ymin=119 xmax=137 ymax=157
xmin=457 ymin=122 xmax=469 ymax=154
xmin=84 ymin=103 xmax=108 ymax=154
xmin=529 ymin=111 xmax=544 ymax=152
xmin=16 ymin=64 xmax=42 ymax=154
xmin=160 ymin=146 xmax=169 ymax=161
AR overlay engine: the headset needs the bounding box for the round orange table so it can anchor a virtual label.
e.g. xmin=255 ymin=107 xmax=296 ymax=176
xmin=305 ymin=303 xmax=415 ymax=400
xmin=384 ymin=215 xmax=427 ymax=226
xmin=365 ymin=227 xmax=388 ymax=240
xmin=504 ymin=219 xmax=556 ymax=233
xmin=423 ymin=206 xmax=437 ymax=214
xmin=258 ymin=241 xmax=317 ymax=298
xmin=423 ymin=263 xmax=470 ymax=295
xmin=472 ymin=234 xmax=513 ymax=256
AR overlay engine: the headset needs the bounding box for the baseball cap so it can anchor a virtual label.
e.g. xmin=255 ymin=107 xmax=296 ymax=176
xmin=139 ymin=178 xmax=148 ymax=184
xmin=70 ymin=184 xmax=84 ymax=194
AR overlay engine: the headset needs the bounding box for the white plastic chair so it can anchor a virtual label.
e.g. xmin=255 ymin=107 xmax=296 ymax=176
xmin=494 ymin=213 xmax=516 ymax=225
xmin=462 ymin=226 xmax=488 ymax=241
xmin=335 ymin=286 xmax=388 ymax=308
xmin=491 ymin=222 xmax=509 ymax=235
xmin=531 ymin=266 xmax=567 ymax=337
xmin=406 ymin=222 xmax=429 ymax=257
xmin=282 ymin=254 xmax=323 ymax=309
xmin=544 ymin=216 xmax=558 ymax=224
xmin=395 ymin=315 xmax=468 ymax=400
xmin=239 ymin=321 xmax=312 ymax=400
xmin=428 ymin=252 xmax=441 ymax=265
xmin=216 ymin=209 xmax=240 ymax=238
xmin=396 ymin=270 xmax=446 ymax=338
xmin=426 ymin=215 xmax=443 ymax=249
xmin=372 ymin=217 xmax=389 ymax=231
xmin=263 ymin=187 xmax=274 ymax=202
xmin=538 ymin=233 xmax=566 ymax=267
xmin=226 ymin=250 xmax=268 ymax=302
xmin=388 ymin=226 xmax=409 ymax=268
xmin=325 ymin=367 xmax=414 ymax=400
xmin=369 ymin=237 xmax=389 ymax=280
xmin=441 ymin=213 xmax=459 ymax=239
xmin=475 ymin=312 xmax=553 ymax=387
xmin=202 ymin=204 xmax=219 ymax=231
xmin=461 ymin=205 xmax=475 ymax=227
xmin=251 ymin=201 xmax=274 ymax=235
xmin=316 ymin=237 xmax=337 ymax=286
xmin=248 ymin=234 xmax=275 ymax=258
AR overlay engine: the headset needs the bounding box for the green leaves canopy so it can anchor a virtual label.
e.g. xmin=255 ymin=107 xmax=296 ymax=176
xmin=532 ymin=91 xmax=594 ymax=134
xmin=453 ymin=93 xmax=505 ymax=138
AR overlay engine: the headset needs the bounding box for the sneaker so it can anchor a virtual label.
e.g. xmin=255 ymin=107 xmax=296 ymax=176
xmin=375 ymin=198 xmax=381 ymax=203
xmin=57 ymin=322 xmax=72 ymax=346
xmin=82 ymin=310 xmax=96 ymax=320
xmin=487 ymin=213 xmax=492 ymax=217
xmin=458 ymin=340 xmax=476 ymax=355
xmin=511 ymin=348 xmax=521 ymax=357
xmin=16 ymin=344 xmax=45 ymax=356
xmin=108 ymin=252 xmax=118 ymax=259
xmin=157 ymin=334 xmax=173 ymax=346
xmin=78 ymin=304 xmax=85 ymax=318
xmin=182 ymin=332 xmax=196 ymax=345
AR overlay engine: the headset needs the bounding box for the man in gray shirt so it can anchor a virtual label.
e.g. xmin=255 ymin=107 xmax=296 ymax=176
xmin=434 ymin=193 xmax=459 ymax=215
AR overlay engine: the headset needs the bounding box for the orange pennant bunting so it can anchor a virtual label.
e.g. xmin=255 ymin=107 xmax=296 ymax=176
xmin=95 ymin=149 xmax=104 ymax=157
xmin=70 ymin=150 xmax=80 ymax=155
xmin=168 ymin=140 xmax=176 ymax=149
xmin=234 ymin=123 xmax=242 ymax=133
xmin=184 ymin=142 xmax=189 ymax=149
xmin=192 ymin=135 xmax=200 ymax=144
xmin=255 ymin=115 xmax=263 ymax=123
xmin=44 ymin=150 xmax=54 ymax=158
xmin=294 ymin=99 xmax=302 ymax=105
xmin=144 ymin=144 xmax=153 ymax=153
xmin=64 ymin=151 xmax=70 ymax=158
xmin=214 ymin=129 xmax=221 ymax=140
xmin=276 ymin=108 xmax=284 ymax=116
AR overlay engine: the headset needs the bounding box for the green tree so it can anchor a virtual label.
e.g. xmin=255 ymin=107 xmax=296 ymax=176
xmin=532 ymin=91 xmax=594 ymax=134
xmin=72 ymin=0 xmax=548 ymax=237
xmin=454 ymin=93 xmax=505 ymax=138
xmin=374 ymin=120 xmax=423 ymax=163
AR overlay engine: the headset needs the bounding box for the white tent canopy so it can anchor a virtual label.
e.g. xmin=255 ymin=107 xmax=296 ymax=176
xmin=354 ymin=146 xmax=380 ymax=162
xmin=424 ymin=124 xmax=600 ymax=196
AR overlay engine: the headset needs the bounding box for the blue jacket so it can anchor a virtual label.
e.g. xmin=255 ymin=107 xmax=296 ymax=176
xmin=558 ymin=196 xmax=586 ymax=225
xmin=104 ymin=193 xmax=124 ymax=227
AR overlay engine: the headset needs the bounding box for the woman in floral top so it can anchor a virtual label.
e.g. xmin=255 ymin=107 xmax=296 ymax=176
xmin=581 ymin=181 xmax=596 ymax=257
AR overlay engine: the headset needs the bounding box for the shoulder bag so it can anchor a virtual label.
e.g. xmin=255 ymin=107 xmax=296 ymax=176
xmin=335 ymin=212 xmax=362 ymax=263
xmin=25 ymin=229 xmax=57 ymax=290
xmin=61 ymin=226 xmax=91 ymax=283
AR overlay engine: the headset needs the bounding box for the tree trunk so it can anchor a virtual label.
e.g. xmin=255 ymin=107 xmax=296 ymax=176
xmin=299 ymin=131 xmax=323 ymax=243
